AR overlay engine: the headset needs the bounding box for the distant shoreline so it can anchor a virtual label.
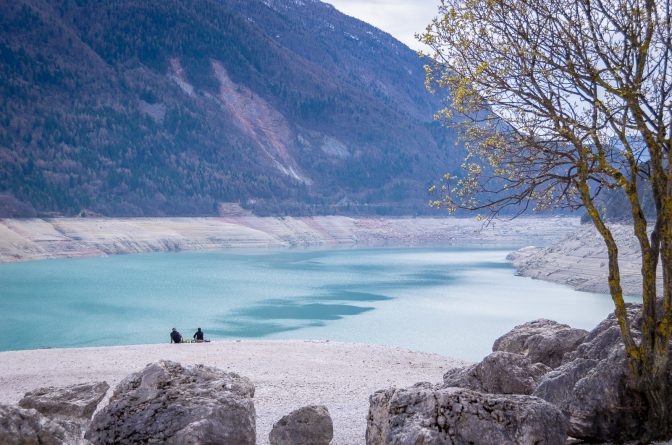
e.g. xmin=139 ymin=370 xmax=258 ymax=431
xmin=0 ymin=340 xmax=466 ymax=445
xmin=0 ymin=215 xmax=580 ymax=264
xmin=508 ymin=223 xmax=656 ymax=296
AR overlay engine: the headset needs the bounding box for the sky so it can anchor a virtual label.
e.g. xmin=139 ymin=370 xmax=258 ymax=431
xmin=325 ymin=0 xmax=439 ymax=51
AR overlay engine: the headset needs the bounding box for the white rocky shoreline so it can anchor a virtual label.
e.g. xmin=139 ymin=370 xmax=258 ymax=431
xmin=508 ymin=222 xmax=660 ymax=296
xmin=0 ymin=215 xmax=579 ymax=263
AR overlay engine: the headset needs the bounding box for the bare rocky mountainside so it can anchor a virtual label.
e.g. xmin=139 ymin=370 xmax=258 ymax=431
xmin=0 ymin=0 xmax=461 ymax=217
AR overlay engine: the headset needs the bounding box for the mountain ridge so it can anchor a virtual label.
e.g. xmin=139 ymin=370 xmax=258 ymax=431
xmin=0 ymin=0 xmax=462 ymax=217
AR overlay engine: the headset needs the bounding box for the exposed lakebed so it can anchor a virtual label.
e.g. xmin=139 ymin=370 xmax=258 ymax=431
xmin=0 ymin=247 xmax=638 ymax=361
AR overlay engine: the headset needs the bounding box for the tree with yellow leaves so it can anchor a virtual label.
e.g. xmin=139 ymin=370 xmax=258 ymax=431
xmin=421 ymin=0 xmax=671 ymax=439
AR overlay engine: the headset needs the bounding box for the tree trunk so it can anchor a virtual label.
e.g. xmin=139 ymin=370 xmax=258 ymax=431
xmin=637 ymin=207 xmax=671 ymax=441
xmin=639 ymin=353 xmax=672 ymax=441
xmin=581 ymin=171 xmax=672 ymax=441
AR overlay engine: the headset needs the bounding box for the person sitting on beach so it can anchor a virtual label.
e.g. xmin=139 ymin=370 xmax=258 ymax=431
xmin=170 ymin=328 xmax=182 ymax=344
xmin=193 ymin=327 xmax=204 ymax=342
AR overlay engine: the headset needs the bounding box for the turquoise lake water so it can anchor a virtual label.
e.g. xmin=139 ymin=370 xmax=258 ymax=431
xmin=0 ymin=247 xmax=638 ymax=361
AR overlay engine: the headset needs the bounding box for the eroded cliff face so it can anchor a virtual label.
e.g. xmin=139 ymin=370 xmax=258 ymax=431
xmin=0 ymin=216 xmax=579 ymax=263
xmin=508 ymin=224 xmax=663 ymax=296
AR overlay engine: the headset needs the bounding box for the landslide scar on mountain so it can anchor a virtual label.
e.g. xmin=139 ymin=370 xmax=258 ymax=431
xmin=168 ymin=58 xmax=195 ymax=96
xmin=210 ymin=60 xmax=312 ymax=185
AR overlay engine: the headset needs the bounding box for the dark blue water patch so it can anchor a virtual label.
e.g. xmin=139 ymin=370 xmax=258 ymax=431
xmin=215 ymin=292 xmax=387 ymax=338
xmin=308 ymin=291 xmax=392 ymax=302
xmin=232 ymin=301 xmax=374 ymax=321
xmin=208 ymin=320 xmax=324 ymax=337
xmin=319 ymin=283 xmax=371 ymax=293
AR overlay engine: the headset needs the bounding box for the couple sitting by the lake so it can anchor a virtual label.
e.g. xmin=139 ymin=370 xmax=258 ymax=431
xmin=170 ymin=327 xmax=208 ymax=343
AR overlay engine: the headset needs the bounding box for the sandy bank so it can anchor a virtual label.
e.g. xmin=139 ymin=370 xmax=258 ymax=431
xmin=0 ymin=216 xmax=579 ymax=263
xmin=0 ymin=340 xmax=465 ymax=445
xmin=508 ymin=223 xmax=661 ymax=296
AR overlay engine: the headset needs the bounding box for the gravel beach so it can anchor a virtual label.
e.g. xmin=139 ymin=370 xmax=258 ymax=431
xmin=0 ymin=340 xmax=467 ymax=445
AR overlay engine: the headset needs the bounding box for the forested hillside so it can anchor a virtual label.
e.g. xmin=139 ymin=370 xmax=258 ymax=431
xmin=0 ymin=0 xmax=461 ymax=216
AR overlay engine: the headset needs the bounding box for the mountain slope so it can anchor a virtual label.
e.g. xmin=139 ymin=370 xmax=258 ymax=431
xmin=0 ymin=0 xmax=461 ymax=217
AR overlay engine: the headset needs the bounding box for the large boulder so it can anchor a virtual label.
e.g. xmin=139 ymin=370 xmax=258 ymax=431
xmin=533 ymin=303 xmax=669 ymax=442
xmin=534 ymin=347 xmax=647 ymax=442
xmin=85 ymin=360 xmax=255 ymax=445
xmin=269 ymin=405 xmax=333 ymax=445
xmin=19 ymin=381 xmax=109 ymax=420
xmin=0 ymin=404 xmax=89 ymax=445
xmin=442 ymin=351 xmax=550 ymax=395
xmin=493 ymin=319 xmax=588 ymax=368
xmin=366 ymin=383 xmax=568 ymax=445
xmin=561 ymin=304 xmax=640 ymax=364
xmin=531 ymin=358 xmax=598 ymax=413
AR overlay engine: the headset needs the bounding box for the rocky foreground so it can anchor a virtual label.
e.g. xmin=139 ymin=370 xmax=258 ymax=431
xmin=2 ymin=305 xmax=670 ymax=444
xmin=0 ymin=216 xmax=578 ymax=263
xmin=367 ymin=302 xmax=670 ymax=444
xmin=508 ymin=223 xmax=663 ymax=296
xmin=0 ymin=341 xmax=465 ymax=445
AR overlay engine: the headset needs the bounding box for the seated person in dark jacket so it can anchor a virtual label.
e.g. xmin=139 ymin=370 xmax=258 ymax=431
xmin=193 ymin=327 xmax=204 ymax=342
xmin=170 ymin=328 xmax=182 ymax=344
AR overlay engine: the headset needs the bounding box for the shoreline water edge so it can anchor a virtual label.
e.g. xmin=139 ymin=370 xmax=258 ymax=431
xmin=0 ymin=215 xmax=647 ymax=296
xmin=0 ymin=216 xmax=578 ymax=263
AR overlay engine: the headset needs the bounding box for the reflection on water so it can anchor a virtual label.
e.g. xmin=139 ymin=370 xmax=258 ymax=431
xmin=0 ymin=247 xmax=639 ymax=360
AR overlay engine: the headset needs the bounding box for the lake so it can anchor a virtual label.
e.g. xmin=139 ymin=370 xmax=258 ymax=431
xmin=0 ymin=247 xmax=638 ymax=361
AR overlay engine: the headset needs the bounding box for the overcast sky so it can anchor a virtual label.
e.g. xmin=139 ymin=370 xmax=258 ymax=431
xmin=325 ymin=0 xmax=439 ymax=51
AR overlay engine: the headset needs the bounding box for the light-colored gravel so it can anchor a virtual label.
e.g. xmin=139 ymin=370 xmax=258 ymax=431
xmin=0 ymin=340 xmax=467 ymax=445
